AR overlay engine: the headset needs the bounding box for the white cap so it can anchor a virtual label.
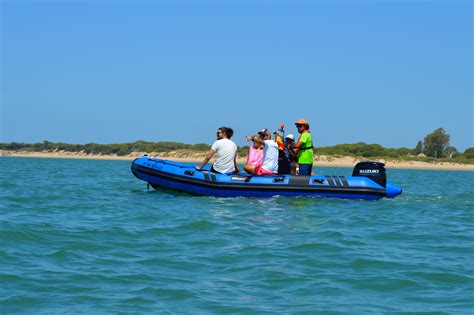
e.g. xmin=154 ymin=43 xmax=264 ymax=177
xmin=285 ymin=134 xmax=294 ymax=140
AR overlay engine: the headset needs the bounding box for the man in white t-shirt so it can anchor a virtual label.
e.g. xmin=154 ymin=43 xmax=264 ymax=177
xmin=244 ymin=129 xmax=278 ymax=175
xmin=195 ymin=127 xmax=239 ymax=174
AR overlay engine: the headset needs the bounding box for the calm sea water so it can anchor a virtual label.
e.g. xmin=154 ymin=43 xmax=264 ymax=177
xmin=1 ymin=157 xmax=473 ymax=314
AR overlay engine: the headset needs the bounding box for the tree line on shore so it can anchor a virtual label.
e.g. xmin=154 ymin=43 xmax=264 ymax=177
xmin=1 ymin=128 xmax=473 ymax=164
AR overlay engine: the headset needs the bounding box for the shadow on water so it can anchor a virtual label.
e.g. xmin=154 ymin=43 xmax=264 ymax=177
xmin=140 ymin=185 xmax=383 ymax=203
xmin=132 ymin=185 xmax=206 ymax=199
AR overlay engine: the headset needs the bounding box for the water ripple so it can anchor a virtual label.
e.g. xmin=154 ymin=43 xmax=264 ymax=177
xmin=1 ymin=157 xmax=473 ymax=313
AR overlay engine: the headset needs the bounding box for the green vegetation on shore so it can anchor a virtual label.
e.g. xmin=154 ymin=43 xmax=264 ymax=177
xmin=316 ymin=143 xmax=473 ymax=164
xmin=0 ymin=141 xmax=211 ymax=157
xmin=312 ymin=128 xmax=474 ymax=164
xmin=1 ymin=128 xmax=471 ymax=163
xmin=2 ymin=140 xmax=473 ymax=165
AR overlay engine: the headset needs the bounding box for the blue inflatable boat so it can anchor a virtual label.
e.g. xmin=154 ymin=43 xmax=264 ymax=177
xmin=131 ymin=157 xmax=402 ymax=200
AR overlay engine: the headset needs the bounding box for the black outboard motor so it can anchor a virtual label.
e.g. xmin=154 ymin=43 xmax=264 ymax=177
xmin=352 ymin=161 xmax=387 ymax=188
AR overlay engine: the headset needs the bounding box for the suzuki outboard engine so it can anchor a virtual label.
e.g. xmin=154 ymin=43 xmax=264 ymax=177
xmin=352 ymin=161 xmax=387 ymax=188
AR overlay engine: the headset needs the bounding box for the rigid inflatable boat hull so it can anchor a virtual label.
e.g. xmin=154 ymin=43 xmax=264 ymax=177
xmin=131 ymin=157 xmax=402 ymax=200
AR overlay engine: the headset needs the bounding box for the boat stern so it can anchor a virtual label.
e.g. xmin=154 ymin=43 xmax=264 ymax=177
xmin=385 ymin=181 xmax=402 ymax=198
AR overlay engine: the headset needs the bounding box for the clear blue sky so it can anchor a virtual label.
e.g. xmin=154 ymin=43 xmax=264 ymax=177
xmin=1 ymin=0 xmax=472 ymax=150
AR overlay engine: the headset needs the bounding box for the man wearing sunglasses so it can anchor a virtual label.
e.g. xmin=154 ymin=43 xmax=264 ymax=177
xmin=293 ymin=119 xmax=314 ymax=175
xmin=196 ymin=127 xmax=239 ymax=174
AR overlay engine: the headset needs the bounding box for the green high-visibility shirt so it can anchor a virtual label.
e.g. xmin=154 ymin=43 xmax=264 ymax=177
xmin=297 ymin=132 xmax=314 ymax=164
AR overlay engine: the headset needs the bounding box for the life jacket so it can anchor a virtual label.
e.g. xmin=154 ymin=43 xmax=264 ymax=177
xmin=295 ymin=130 xmax=313 ymax=154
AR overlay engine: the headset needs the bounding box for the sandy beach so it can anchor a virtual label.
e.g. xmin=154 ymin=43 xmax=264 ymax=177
xmin=2 ymin=150 xmax=473 ymax=171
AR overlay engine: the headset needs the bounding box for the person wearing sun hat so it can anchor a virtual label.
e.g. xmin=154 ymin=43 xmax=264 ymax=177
xmin=293 ymin=119 xmax=314 ymax=175
xmin=244 ymin=128 xmax=279 ymax=175
xmin=285 ymin=134 xmax=297 ymax=174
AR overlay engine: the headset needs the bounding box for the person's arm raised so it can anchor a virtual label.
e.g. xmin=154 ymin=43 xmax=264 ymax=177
xmin=248 ymin=135 xmax=265 ymax=146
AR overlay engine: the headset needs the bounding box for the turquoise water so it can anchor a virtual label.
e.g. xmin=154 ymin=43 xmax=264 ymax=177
xmin=1 ymin=157 xmax=473 ymax=314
